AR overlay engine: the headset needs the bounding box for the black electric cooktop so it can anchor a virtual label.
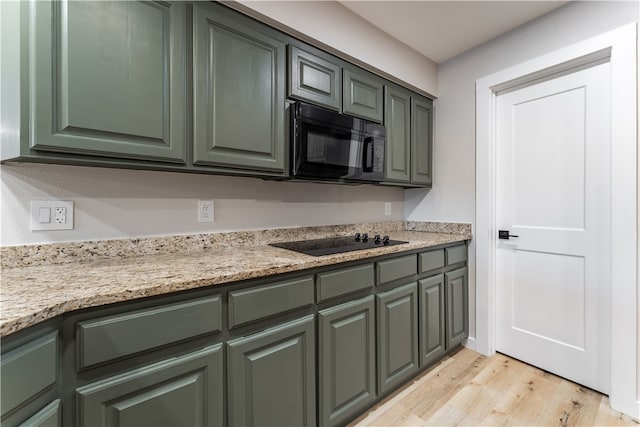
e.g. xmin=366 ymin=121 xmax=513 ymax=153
xmin=270 ymin=234 xmax=408 ymax=257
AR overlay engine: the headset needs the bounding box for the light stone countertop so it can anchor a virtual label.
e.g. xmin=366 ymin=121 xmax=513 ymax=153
xmin=1 ymin=226 xmax=470 ymax=337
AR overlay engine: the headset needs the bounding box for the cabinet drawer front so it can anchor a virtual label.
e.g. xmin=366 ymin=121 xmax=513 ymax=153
xmin=1 ymin=332 xmax=58 ymax=418
xmin=317 ymin=264 xmax=374 ymax=302
xmin=77 ymin=295 xmax=222 ymax=370
xmin=377 ymin=255 xmax=417 ymax=285
xmin=446 ymin=244 xmax=467 ymax=265
xmin=229 ymin=276 xmax=314 ymax=328
xmin=419 ymin=249 xmax=445 ymax=273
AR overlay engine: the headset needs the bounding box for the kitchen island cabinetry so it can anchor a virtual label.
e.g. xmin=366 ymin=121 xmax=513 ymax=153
xmin=318 ymin=296 xmax=376 ymax=427
xmin=227 ymin=315 xmax=316 ymax=427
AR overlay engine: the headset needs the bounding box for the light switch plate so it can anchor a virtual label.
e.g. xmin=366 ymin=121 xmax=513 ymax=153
xmin=31 ymin=200 xmax=74 ymax=230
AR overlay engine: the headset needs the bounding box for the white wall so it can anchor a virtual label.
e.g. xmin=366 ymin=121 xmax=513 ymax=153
xmin=233 ymin=0 xmax=438 ymax=96
xmin=405 ymin=0 xmax=639 ymax=341
xmin=0 ymin=164 xmax=404 ymax=246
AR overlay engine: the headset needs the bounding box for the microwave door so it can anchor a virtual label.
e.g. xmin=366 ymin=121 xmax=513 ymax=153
xmin=297 ymin=123 xmax=350 ymax=178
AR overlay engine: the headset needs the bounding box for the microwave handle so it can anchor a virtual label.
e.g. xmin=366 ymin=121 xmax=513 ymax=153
xmin=363 ymin=137 xmax=374 ymax=172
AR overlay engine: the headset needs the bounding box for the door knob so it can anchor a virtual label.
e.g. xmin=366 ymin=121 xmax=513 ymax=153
xmin=498 ymin=230 xmax=519 ymax=240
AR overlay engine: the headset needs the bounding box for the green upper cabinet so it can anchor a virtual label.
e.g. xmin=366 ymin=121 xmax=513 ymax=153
xmin=384 ymin=86 xmax=411 ymax=182
xmin=193 ymin=2 xmax=286 ymax=173
xmin=383 ymin=85 xmax=434 ymax=187
xmin=343 ymin=66 xmax=384 ymax=123
xmin=411 ymin=96 xmax=434 ymax=186
xmin=25 ymin=1 xmax=187 ymax=163
xmin=288 ymin=45 xmax=341 ymax=111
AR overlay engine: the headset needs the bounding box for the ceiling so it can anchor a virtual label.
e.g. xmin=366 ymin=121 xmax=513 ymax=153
xmin=339 ymin=1 xmax=570 ymax=63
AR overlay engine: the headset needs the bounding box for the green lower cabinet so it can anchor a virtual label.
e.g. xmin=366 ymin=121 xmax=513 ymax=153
xmin=418 ymin=275 xmax=446 ymax=368
xmin=318 ymin=296 xmax=376 ymax=427
xmin=227 ymin=315 xmax=316 ymax=427
xmin=76 ymin=344 xmax=224 ymax=427
xmin=376 ymin=282 xmax=419 ymax=395
xmin=445 ymin=267 xmax=469 ymax=349
xmin=18 ymin=400 xmax=60 ymax=427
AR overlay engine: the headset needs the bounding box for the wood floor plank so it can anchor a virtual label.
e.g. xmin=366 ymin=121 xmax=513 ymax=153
xmin=349 ymin=348 xmax=639 ymax=427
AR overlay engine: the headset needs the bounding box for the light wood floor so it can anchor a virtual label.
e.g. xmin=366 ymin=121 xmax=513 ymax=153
xmin=349 ymin=348 xmax=638 ymax=426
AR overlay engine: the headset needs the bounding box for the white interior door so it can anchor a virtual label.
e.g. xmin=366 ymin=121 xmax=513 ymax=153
xmin=495 ymin=62 xmax=611 ymax=393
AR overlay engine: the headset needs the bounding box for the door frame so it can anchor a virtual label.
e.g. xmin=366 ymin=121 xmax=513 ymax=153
xmin=475 ymin=23 xmax=638 ymax=417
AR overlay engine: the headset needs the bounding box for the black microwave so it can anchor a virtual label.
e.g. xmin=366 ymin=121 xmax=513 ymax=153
xmin=290 ymin=101 xmax=385 ymax=183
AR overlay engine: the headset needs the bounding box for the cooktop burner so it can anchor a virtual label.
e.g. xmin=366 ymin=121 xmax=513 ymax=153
xmin=270 ymin=233 xmax=408 ymax=257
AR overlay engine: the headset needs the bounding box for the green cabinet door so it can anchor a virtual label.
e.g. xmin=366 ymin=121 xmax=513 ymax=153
xmin=193 ymin=3 xmax=286 ymax=173
xmin=411 ymin=96 xmax=434 ymax=186
xmin=76 ymin=344 xmax=224 ymax=427
xmin=25 ymin=1 xmax=187 ymax=162
xmin=419 ymin=275 xmax=446 ymax=368
xmin=288 ymin=45 xmax=341 ymax=111
xmin=384 ymin=86 xmax=411 ymax=182
xmin=18 ymin=400 xmax=60 ymax=427
xmin=227 ymin=315 xmax=315 ymax=427
xmin=445 ymin=267 xmax=469 ymax=349
xmin=376 ymin=282 xmax=419 ymax=395
xmin=343 ymin=67 xmax=384 ymax=123
xmin=319 ymin=296 xmax=376 ymax=427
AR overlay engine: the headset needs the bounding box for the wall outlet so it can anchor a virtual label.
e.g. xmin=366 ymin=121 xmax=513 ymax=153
xmin=384 ymin=202 xmax=392 ymax=216
xmin=31 ymin=200 xmax=74 ymax=230
xmin=198 ymin=200 xmax=215 ymax=223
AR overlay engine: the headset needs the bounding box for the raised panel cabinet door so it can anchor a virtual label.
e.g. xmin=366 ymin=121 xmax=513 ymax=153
xmin=76 ymin=344 xmax=224 ymax=427
xmin=193 ymin=3 xmax=286 ymax=172
xmin=318 ymin=296 xmax=376 ymax=427
xmin=227 ymin=315 xmax=315 ymax=427
xmin=26 ymin=1 xmax=187 ymax=162
xmin=343 ymin=67 xmax=384 ymax=123
xmin=18 ymin=400 xmax=60 ymax=427
xmin=411 ymin=96 xmax=434 ymax=186
xmin=384 ymin=86 xmax=411 ymax=182
xmin=288 ymin=45 xmax=341 ymax=111
xmin=445 ymin=267 xmax=469 ymax=349
xmin=376 ymin=282 xmax=419 ymax=395
xmin=418 ymin=275 xmax=446 ymax=368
